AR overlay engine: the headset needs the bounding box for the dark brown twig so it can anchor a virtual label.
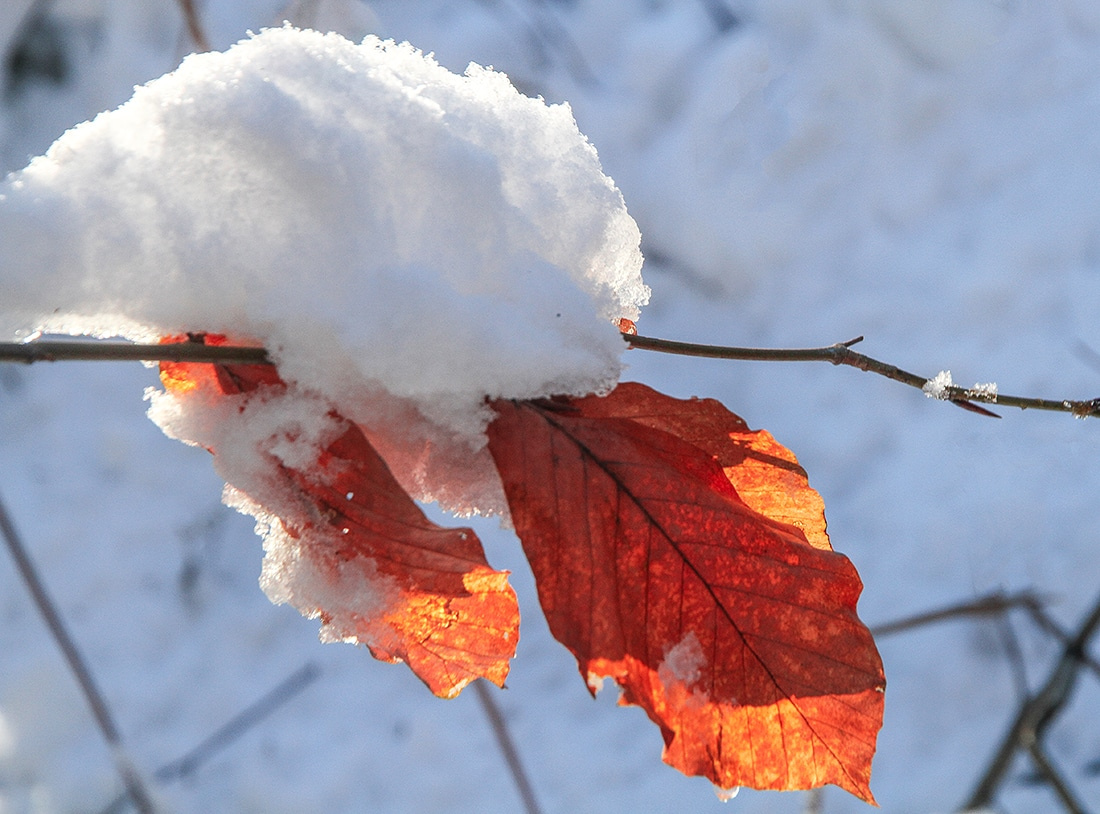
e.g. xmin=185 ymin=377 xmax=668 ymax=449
xmin=963 ymin=589 xmax=1100 ymax=811
xmin=97 ymin=662 xmax=321 ymax=814
xmin=0 ymin=340 xmax=270 ymax=365
xmin=624 ymin=333 xmax=1100 ymax=419
xmin=803 ymin=787 xmax=824 ymax=814
xmin=996 ymin=612 xmax=1032 ymax=705
xmin=2 ymin=334 xmax=1097 ymax=418
xmin=0 ymin=491 xmax=157 ymax=813
xmin=1022 ymin=604 xmax=1100 ymax=682
xmin=176 ymin=0 xmax=210 ymax=51
xmin=871 ymin=590 xmax=1046 ymax=637
xmin=157 ymin=661 xmax=320 ymax=781
xmin=473 ymin=680 xmax=544 ymax=814
xmin=1027 ymin=741 xmax=1089 ymax=814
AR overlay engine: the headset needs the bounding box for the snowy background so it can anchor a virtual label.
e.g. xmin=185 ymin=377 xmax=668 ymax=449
xmin=2 ymin=1 xmax=1100 ymax=812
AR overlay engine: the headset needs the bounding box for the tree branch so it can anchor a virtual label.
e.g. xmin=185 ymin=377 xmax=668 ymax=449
xmin=0 ymin=491 xmax=157 ymax=814
xmin=1027 ymin=741 xmax=1089 ymax=814
xmin=963 ymin=589 xmax=1100 ymax=811
xmin=870 ymin=590 xmax=1047 ymax=637
xmin=0 ymin=340 xmax=270 ymax=365
xmin=96 ymin=662 xmax=321 ymax=814
xmin=2 ymin=334 xmax=1097 ymax=418
xmin=176 ymin=0 xmax=210 ymax=52
xmin=623 ymin=333 xmax=1100 ymax=419
xmin=473 ymin=680 xmax=544 ymax=814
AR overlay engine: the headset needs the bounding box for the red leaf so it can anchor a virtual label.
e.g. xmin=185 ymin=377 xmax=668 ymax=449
xmin=487 ymin=383 xmax=884 ymax=801
xmin=571 ymin=382 xmax=833 ymax=552
xmin=160 ymin=335 xmax=519 ymax=698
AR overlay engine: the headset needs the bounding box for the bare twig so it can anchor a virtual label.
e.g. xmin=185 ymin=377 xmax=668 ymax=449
xmin=871 ymin=590 xmax=1047 ymax=637
xmin=97 ymin=662 xmax=321 ymax=814
xmin=1026 ymin=741 xmax=1089 ymax=814
xmin=2 ymin=334 xmax=1097 ymax=418
xmin=0 ymin=340 xmax=270 ymax=365
xmin=0 ymin=491 xmax=157 ymax=813
xmin=473 ymin=680 xmax=544 ymax=814
xmin=1022 ymin=604 xmax=1100 ymax=682
xmin=156 ymin=661 xmax=320 ymax=782
xmin=624 ymin=334 xmax=1100 ymax=419
xmin=996 ymin=613 xmax=1032 ymax=705
xmin=175 ymin=0 xmax=210 ymax=51
xmin=963 ymin=589 xmax=1100 ymax=811
xmin=803 ymin=787 xmax=825 ymax=814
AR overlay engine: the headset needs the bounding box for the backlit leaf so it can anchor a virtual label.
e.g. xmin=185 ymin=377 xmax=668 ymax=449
xmin=487 ymin=384 xmax=884 ymax=801
xmin=160 ymin=335 xmax=519 ymax=698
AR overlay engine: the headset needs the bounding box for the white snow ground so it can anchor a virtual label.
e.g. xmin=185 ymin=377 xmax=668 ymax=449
xmin=2 ymin=1 xmax=1100 ymax=812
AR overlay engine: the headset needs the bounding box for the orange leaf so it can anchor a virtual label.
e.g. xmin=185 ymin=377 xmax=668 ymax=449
xmin=487 ymin=384 xmax=884 ymax=801
xmin=570 ymin=381 xmax=832 ymax=551
xmin=160 ymin=335 xmax=519 ymax=698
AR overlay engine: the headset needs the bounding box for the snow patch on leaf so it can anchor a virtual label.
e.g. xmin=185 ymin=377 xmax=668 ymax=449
xmin=228 ymin=487 xmax=402 ymax=642
xmin=658 ymin=631 xmax=706 ymax=689
xmin=153 ymin=347 xmax=520 ymax=697
xmin=148 ymin=377 xmax=408 ymax=645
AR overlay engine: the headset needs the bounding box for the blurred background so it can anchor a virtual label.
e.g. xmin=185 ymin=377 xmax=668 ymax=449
xmin=2 ymin=1 xmax=1099 ymax=811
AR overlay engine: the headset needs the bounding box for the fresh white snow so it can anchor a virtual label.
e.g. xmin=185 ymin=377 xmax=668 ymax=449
xmin=656 ymin=630 xmax=707 ymax=690
xmin=922 ymin=370 xmax=954 ymax=400
xmin=1 ymin=2 xmax=1099 ymax=813
xmin=0 ymin=24 xmax=646 ymax=468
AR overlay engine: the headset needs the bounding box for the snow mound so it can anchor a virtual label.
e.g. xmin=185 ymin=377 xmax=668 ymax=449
xmin=0 ymin=25 xmax=647 ymax=448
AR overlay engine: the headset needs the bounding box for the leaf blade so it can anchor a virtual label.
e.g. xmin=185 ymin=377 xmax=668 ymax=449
xmin=487 ymin=385 xmax=884 ymax=800
xmin=160 ymin=335 xmax=519 ymax=698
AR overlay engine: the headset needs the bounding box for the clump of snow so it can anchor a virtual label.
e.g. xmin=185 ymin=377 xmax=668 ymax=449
xmin=242 ymin=490 xmax=402 ymax=646
xmin=922 ymin=370 xmax=954 ymax=400
xmin=0 ymin=24 xmax=648 ymax=511
xmin=967 ymin=381 xmax=998 ymax=400
xmin=146 ymin=380 xmax=403 ymax=637
xmin=585 ymin=672 xmax=608 ymax=695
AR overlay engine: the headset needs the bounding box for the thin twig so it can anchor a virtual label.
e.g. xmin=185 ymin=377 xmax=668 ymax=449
xmin=871 ymin=590 xmax=1046 ymax=637
xmin=97 ymin=662 xmax=321 ymax=814
xmin=176 ymin=0 xmax=210 ymax=51
xmin=624 ymin=333 xmax=1100 ymax=418
xmin=963 ymin=589 xmax=1100 ymax=811
xmin=158 ymin=661 xmax=321 ymax=781
xmin=1027 ymin=741 xmax=1089 ymax=814
xmin=0 ymin=491 xmax=157 ymax=813
xmin=2 ymin=334 xmax=1098 ymax=418
xmin=996 ymin=613 xmax=1032 ymax=705
xmin=0 ymin=340 xmax=270 ymax=365
xmin=803 ymin=787 xmax=825 ymax=814
xmin=1022 ymin=604 xmax=1100 ymax=683
xmin=473 ymin=680 xmax=544 ymax=814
